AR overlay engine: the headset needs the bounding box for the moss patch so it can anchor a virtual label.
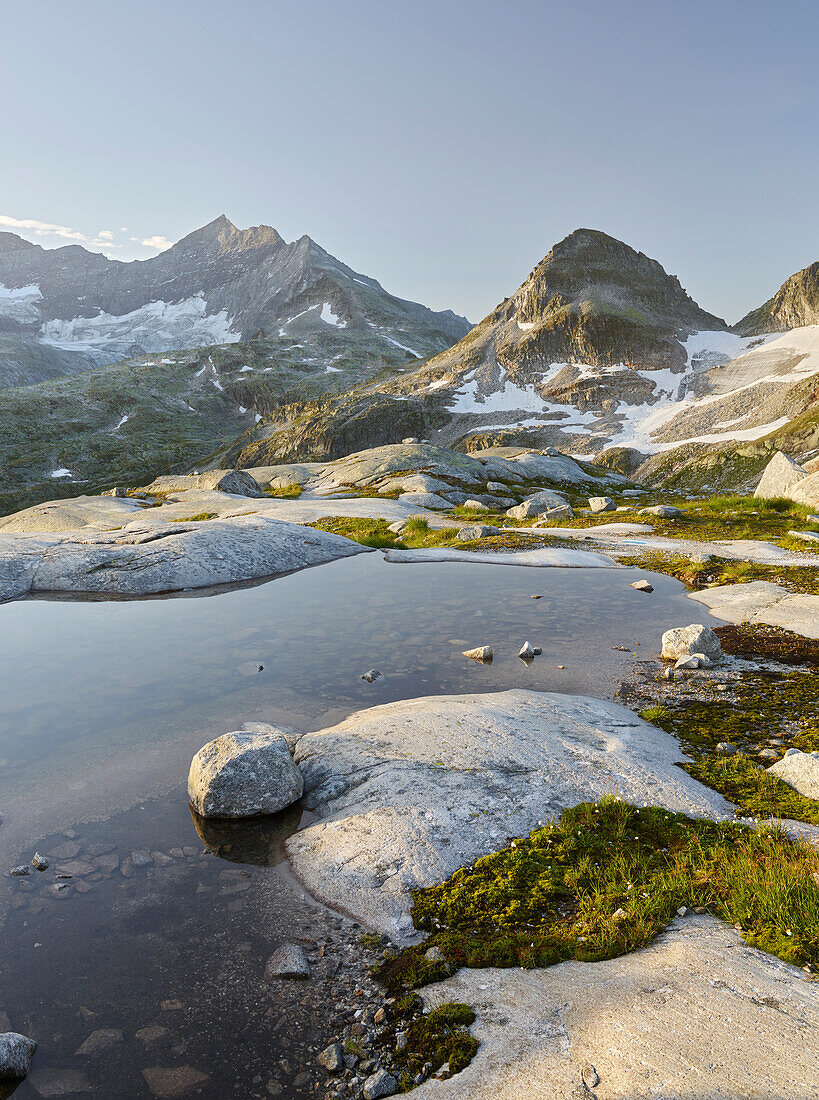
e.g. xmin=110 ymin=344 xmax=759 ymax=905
xmin=264 ymin=484 xmax=303 ymax=498
xmin=375 ymin=799 xmax=819 ymax=994
xmin=389 ymin=1000 xmax=479 ymax=1086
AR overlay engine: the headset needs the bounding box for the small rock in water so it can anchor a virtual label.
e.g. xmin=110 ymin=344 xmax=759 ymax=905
xmin=531 ymin=594 xmax=543 ymax=599
xmin=130 ymin=850 xmax=154 ymax=868
xmin=9 ymin=865 xmax=29 ymax=877
xmin=630 ymin=580 xmax=654 ymax=593
xmin=0 ymin=1031 xmax=37 ymax=1080
xmin=265 ymin=943 xmax=311 ymax=980
xmin=462 ymin=646 xmax=492 ymax=663
xmin=74 ymin=1028 xmax=124 ymax=1057
xmin=519 ymin=641 xmax=536 ymax=660
xmin=317 ymin=1042 xmax=344 ymax=1073
xmin=31 ymin=853 xmax=49 ymax=872
xmin=361 ymin=669 xmax=382 ymax=683
xmin=141 ymin=1065 xmax=210 ymax=1097
xmin=363 ymin=1069 xmax=398 ymax=1099
xmin=532 ymin=646 xmax=542 ymax=655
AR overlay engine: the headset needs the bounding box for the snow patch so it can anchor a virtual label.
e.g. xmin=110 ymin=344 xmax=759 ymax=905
xmin=320 ymin=302 xmax=347 ymax=328
xmin=49 ymin=468 xmax=72 ymax=478
xmin=379 ymin=333 xmax=422 ymax=358
xmin=40 ymin=294 xmax=237 ymax=359
xmin=113 ymin=414 xmax=129 ymax=430
xmin=0 ymin=283 xmax=42 ymax=323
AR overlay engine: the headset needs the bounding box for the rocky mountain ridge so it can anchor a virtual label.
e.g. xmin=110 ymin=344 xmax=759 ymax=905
xmin=0 ymin=214 xmax=470 ymax=386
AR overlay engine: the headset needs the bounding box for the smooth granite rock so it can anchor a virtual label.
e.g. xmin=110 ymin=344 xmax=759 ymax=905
xmin=286 ymin=690 xmax=730 ymax=940
xmin=768 ymin=749 xmax=819 ymax=799
xmin=0 ymin=1031 xmax=36 ymax=1080
xmin=661 ymin=624 xmax=722 ymax=663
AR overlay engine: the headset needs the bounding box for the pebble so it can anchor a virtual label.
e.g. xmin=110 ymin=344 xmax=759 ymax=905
xmin=462 ymin=646 xmax=492 ymax=662
xmin=361 ymin=670 xmax=382 ymax=683
xmin=131 ymin=849 xmax=154 ymax=867
xmin=630 ymin=580 xmax=654 ymax=593
xmin=31 ymin=852 xmax=48 ymax=871
xmin=265 ymin=943 xmax=311 ymax=980
xmin=9 ymin=865 xmax=30 ymax=877
xmin=519 ymin=641 xmax=536 ymax=660
xmin=318 ymin=1042 xmax=344 ymax=1073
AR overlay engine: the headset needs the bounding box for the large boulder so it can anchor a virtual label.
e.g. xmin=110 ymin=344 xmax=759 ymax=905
xmin=785 ymin=470 xmax=819 ymax=508
xmin=148 ymin=470 xmax=264 ymax=498
xmin=0 ymin=1032 xmax=36 ymax=1080
xmin=188 ymin=729 xmax=304 ymax=818
xmin=286 ymin=690 xmax=729 ymax=940
xmin=754 ymin=451 xmax=807 ymax=500
xmin=768 ymin=748 xmax=819 ymax=799
xmin=661 ymin=624 xmax=722 ymax=663
xmin=398 ymin=491 xmax=454 ymax=511
xmin=589 ymin=496 xmax=616 ymax=513
xmin=506 ymin=490 xmax=568 ymax=520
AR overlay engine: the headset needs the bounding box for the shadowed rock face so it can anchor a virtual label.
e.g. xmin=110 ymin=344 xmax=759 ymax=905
xmin=736 ymin=261 xmax=819 ymax=335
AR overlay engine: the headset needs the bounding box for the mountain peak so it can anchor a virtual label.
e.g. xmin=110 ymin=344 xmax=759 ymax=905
xmin=170 ymin=215 xmax=284 ymax=257
xmin=735 ymin=260 xmax=819 ymax=335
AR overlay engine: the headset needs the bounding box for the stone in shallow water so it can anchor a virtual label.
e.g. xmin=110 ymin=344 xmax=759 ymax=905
xmin=28 ymin=1067 xmax=92 ymax=1096
xmin=264 ymin=943 xmax=310 ymax=980
xmin=74 ymin=1029 xmax=123 ymax=1057
xmin=462 ymin=646 xmax=493 ymax=662
xmin=140 ymin=1065 xmax=210 ymax=1098
xmin=188 ymin=729 xmax=303 ymax=818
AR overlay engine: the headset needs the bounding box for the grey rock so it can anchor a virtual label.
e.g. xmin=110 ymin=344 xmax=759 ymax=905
xmin=149 ymin=469 xmax=265 ymax=498
xmin=486 ymin=481 xmax=507 ymax=493
xmin=363 ymin=1069 xmax=398 ymax=1099
xmin=519 ymin=641 xmax=536 ymax=659
xmin=716 ymin=743 xmax=737 ymax=755
xmin=768 ymin=749 xmax=819 ymax=798
xmin=661 ymin=624 xmax=722 ymax=663
xmin=788 ymin=530 xmax=819 ymax=543
xmin=188 ymin=729 xmax=303 ymax=818
xmin=758 ymin=748 xmax=780 ymax=762
xmin=754 ymin=451 xmax=807 ymax=500
xmin=0 ymin=1031 xmax=36 ymax=1080
xmin=130 ymin=850 xmax=153 ymax=867
xmin=639 ymin=505 xmax=682 ymax=518
xmin=318 ymin=1043 xmax=344 ymax=1073
xmin=362 ymin=670 xmax=382 ymax=683
xmin=462 ymin=499 xmax=490 ymax=511
xmin=690 ymin=652 xmax=714 ymax=668
xmin=9 ymin=865 xmax=29 ymax=877
xmin=674 ymin=655 xmax=702 ymax=670
xmin=265 ymin=943 xmax=311 ymax=980
xmin=31 ymin=852 xmax=49 ymax=871
xmin=630 ymin=580 xmax=654 ymax=593
xmin=588 ymin=496 xmax=615 ymax=512
xmin=397 ymin=491 xmax=454 ymax=511
xmin=457 ymin=524 xmax=498 ymax=541
xmin=506 ymin=490 xmax=568 ymax=520
xmin=425 ymin=945 xmax=445 ymax=962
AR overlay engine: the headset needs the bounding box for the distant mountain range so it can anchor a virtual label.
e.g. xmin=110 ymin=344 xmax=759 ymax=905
xmin=0 ymin=214 xmax=469 ymax=387
xmin=1 ymin=219 xmax=818 ymax=512
xmin=231 ymin=229 xmax=819 ymax=488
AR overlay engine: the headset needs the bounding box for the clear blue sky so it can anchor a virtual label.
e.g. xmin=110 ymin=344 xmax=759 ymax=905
xmin=1 ymin=0 xmax=817 ymax=323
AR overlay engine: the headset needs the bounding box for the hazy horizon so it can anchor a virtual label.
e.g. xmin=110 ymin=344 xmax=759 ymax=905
xmin=2 ymin=0 xmax=818 ymax=325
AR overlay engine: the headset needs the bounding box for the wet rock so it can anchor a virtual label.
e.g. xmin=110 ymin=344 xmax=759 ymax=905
xmin=74 ymin=1029 xmax=123 ymax=1057
xmin=27 ymin=1067 xmax=92 ymax=1096
xmin=630 ymin=580 xmax=654 ymax=593
xmin=140 ymin=1065 xmax=210 ymax=1098
xmin=136 ymin=1026 xmax=169 ymax=1043
xmin=265 ymin=943 xmax=311 ymax=980
xmin=661 ymin=624 xmax=722 ymax=664
xmin=519 ymin=642 xmax=536 ymax=659
xmin=0 ymin=1031 xmax=36 ymax=1080
xmin=363 ymin=1069 xmax=398 ymax=1098
xmin=188 ymin=729 xmax=303 ymax=818
xmin=31 ymin=853 xmax=48 ymax=872
xmin=361 ymin=670 xmax=382 ymax=684
xmin=317 ymin=1043 xmax=344 ymax=1073
xmin=9 ymin=865 xmax=29 ymax=877
xmin=131 ymin=850 xmax=154 ymax=868
xmin=588 ymin=496 xmax=615 ymax=513
xmin=49 ymin=841 xmax=81 ymax=860
xmin=462 ymin=646 xmax=492 ymax=662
